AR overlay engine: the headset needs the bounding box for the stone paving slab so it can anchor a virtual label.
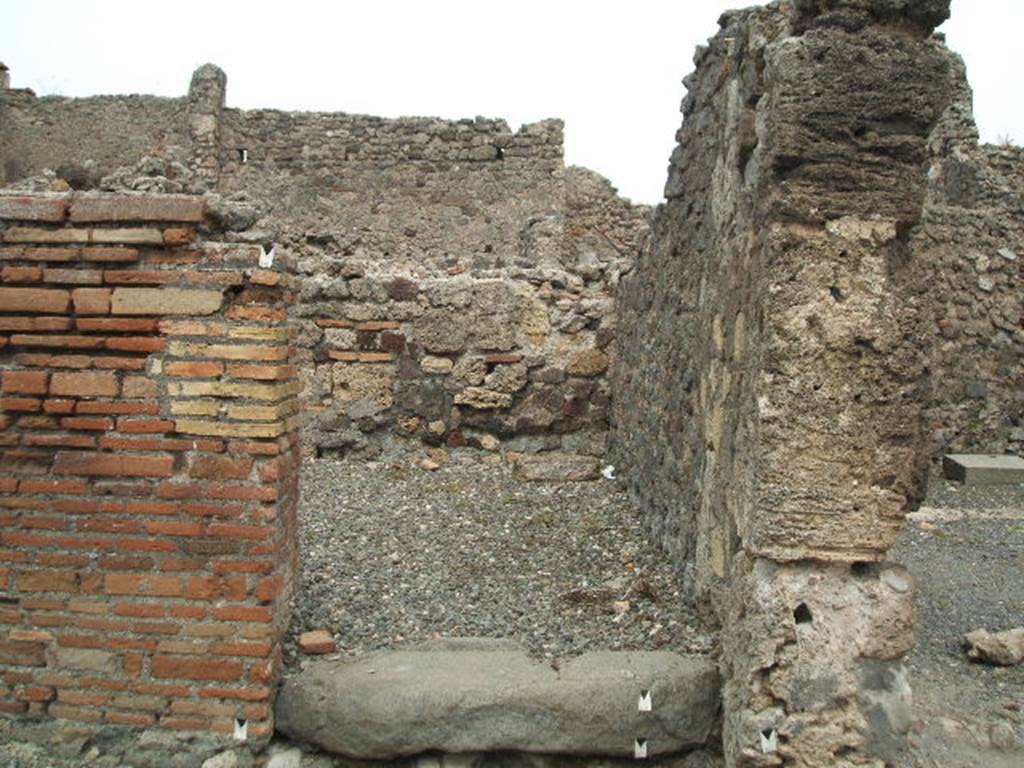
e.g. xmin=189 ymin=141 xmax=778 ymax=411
xmin=943 ymin=454 xmax=1024 ymax=485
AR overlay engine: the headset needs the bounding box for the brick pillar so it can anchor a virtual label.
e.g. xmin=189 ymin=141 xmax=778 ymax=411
xmin=0 ymin=191 xmax=299 ymax=744
xmin=188 ymin=64 xmax=227 ymax=190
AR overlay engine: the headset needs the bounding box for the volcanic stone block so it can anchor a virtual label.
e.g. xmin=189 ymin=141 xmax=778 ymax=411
xmin=276 ymin=644 xmax=719 ymax=759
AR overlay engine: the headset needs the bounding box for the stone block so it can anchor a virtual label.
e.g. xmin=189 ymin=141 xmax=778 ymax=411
xmin=174 ymin=419 xmax=290 ymax=438
xmin=276 ymin=647 xmax=719 ymax=758
xmin=169 ymin=380 xmax=298 ymax=401
xmin=42 ymin=268 xmax=102 ymax=285
xmin=454 ymin=387 xmax=512 ymax=410
xmin=69 ymin=194 xmax=205 ymax=224
xmin=421 ymin=356 xmax=454 ymax=375
xmin=89 ymin=228 xmax=164 ymax=245
xmin=2 ymin=227 xmax=90 ymax=244
xmin=0 ymin=194 xmax=69 ymax=222
xmin=511 ymin=453 xmax=601 ymax=482
xmin=111 ymin=287 xmax=223 ymax=316
xmin=54 ymin=647 xmax=119 ymax=674
xmin=942 ymin=454 xmax=1024 ymax=485
xmin=567 ymin=350 xmax=609 ymax=377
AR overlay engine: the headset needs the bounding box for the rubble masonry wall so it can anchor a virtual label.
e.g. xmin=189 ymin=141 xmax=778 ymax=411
xmin=1 ymin=71 xmax=651 ymax=469
xmin=611 ymin=1 xmax=974 ymax=765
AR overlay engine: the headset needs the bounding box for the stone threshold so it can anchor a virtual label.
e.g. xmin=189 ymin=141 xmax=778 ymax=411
xmin=275 ymin=639 xmax=720 ymax=760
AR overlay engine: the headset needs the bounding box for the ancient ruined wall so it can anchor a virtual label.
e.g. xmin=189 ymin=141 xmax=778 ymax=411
xmin=0 ymin=192 xmax=299 ymax=742
xmin=2 ymin=68 xmax=649 ymax=465
xmin=923 ymin=143 xmax=1024 ymax=455
xmin=612 ymin=1 xmax=961 ymax=765
xmin=0 ymin=89 xmax=190 ymax=187
xmin=216 ymin=105 xmax=647 ymax=463
xmin=281 ymin=165 xmax=647 ymax=466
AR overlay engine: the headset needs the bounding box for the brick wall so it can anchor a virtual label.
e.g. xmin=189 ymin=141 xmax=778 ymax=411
xmin=0 ymin=192 xmax=299 ymax=742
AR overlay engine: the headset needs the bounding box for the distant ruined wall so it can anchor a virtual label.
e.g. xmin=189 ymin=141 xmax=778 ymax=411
xmin=611 ymin=1 xmax=968 ymax=765
xmin=0 ymin=69 xmax=650 ymax=466
xmin=0 ymin=90 xmax=190 ymax=187
xmin=922 ymin=143 xmax=1024 ymax=455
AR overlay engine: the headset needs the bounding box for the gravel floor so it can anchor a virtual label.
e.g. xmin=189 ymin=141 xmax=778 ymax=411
xmin=890 ymin=475 xmax=1024 ymax=765
xmin=285 ymin=455 xmax=715 ymax=665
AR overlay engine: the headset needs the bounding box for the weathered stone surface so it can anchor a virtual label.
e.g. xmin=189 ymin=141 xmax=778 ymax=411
xmin=420 ymin=356 xmax=454 ymax=375
xmin=609 ymin=4 xmax=964 ymax=765
xmin=942 ymin=454 xmax=1024 ymax=485
xmin=792 ymin=0 xmax=951 ymax=33
xmin=200 ymin=751 xmax=238 ymax=768
xmin=53 ymin=647 xmax=119 ymax=674
xmin=69 ymin=193 xmax=205 ymax=223
xmin=963 ymin=628 xmax=1024 ymax=666
xmin=719 ymin=560 xmax=917 ymax=766
xmin=566 ymin=350 xmax=609 ymax=378
xmin=454 ymin=387 xmax=512 ymax=410
xmin=111 ymin=287 xmax=223 ymax=315
xmin=90 ymin=227 xmax=165 ymax=245
xmin=2 ymin=226 xmax=90 ymax=244
xmin=511 ymin=452 xmax=600 ymax=482
xmin=0 ymin=193 xmax=68 ymax=222
xmin=275 ymin=645 xmax=719 ymax=759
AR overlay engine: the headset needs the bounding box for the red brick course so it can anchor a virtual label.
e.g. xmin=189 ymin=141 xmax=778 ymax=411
xmin=0 ymin=192 xmax=298 ymax=739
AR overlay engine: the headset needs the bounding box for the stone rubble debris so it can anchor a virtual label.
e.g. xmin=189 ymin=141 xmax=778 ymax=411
xmin=963 ymin=628 xmax=1024 ymax=666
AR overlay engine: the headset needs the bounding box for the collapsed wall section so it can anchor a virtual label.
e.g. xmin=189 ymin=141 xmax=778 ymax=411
xmin=0 ymin=192 xmax=299 ymax=742
xmin=612 ymin=1 xmax=961 ymax=764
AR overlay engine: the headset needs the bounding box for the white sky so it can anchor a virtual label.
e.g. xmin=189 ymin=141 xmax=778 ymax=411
xmin=1 ymin=0 xmax=1020 ymax=204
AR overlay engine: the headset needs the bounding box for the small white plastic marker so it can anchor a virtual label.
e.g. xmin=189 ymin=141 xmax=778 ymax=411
xmin=233 ymin=717 xmax=248 ymax=741
xmin=259 ymin=242 xmax=276 ymax=268
xmin=760 ymin=728 xmax=778 ymax=754
xmin=602 ymin=465 xmax=616 ymax=480
xmin=634 ymin=738 xmax=648 ymax=759
xmin=638 ymin=690 xmax=652 ymax=712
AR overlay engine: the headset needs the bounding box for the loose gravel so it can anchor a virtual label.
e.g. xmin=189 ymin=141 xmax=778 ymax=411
xmin=286 ymin=455 xmax=715 ymax=665
xmin=890 ymin=475 xmax=1024 ymax=763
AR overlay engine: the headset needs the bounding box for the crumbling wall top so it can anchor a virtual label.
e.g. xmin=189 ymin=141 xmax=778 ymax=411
xmin=791 ymin=0 xmax=951 ymax=33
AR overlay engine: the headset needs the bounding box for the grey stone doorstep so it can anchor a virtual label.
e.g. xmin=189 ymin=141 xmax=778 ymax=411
xmin=275 ymin=641 xmax=720 ymax=760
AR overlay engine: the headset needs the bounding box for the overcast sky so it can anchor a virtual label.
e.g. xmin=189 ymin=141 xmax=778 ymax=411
xmin=1 ymin=1 xmax=1020 ymax=204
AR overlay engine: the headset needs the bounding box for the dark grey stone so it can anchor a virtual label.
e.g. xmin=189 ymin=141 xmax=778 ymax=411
xmin=275 ymin=646 xmax=719 ymax=759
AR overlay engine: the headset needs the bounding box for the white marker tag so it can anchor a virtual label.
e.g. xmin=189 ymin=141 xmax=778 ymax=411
xmin=259 ymin=245 xmax=275 ymax=268
xmin=634 ymin=739 xmax=648 ymax=759
xmin=233 ymin=717 xmax=248 ymax=741
xmin=760 ymin=729 xmax=777 ymax=754
xmin=638 ymin=691 xmax=652 ymax=712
